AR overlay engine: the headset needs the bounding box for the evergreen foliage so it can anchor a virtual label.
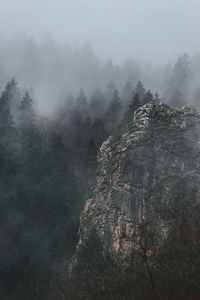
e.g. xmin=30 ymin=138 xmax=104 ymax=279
xmin=0 ymin=75 xmax=198 ymax=300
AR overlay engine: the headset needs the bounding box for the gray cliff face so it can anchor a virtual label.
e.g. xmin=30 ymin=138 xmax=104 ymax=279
xmin=76 ymin=102 xmax=200 ymax=256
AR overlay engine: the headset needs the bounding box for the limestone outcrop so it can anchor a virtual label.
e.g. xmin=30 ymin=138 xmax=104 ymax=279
xmin=76 ymin=102 xmax=200 ymax=257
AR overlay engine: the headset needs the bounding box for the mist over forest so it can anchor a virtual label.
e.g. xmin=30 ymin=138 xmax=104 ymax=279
xmin=0 ymin=0 xmax=200 ymax=299
xmin=0 ymin=35 xmax=200 ymax=114
xmin=0 ymin=49 xmax=199 ymax=299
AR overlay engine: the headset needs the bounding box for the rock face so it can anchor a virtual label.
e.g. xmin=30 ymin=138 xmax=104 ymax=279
xmin=76 ymin=102 xmax=200 ymax=257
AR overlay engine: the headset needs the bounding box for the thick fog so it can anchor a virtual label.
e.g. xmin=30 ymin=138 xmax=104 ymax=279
xmin=1 ymin=2 xmax=200 ymax=299
xmin=0 ymin=0 xmax=199 ymax=62
xmin=0 ymin=0 xmax=199 ymax=113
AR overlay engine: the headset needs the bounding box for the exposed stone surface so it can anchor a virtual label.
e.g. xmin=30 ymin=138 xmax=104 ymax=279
xmin=76 ymin=102 xmax=200 ymax=257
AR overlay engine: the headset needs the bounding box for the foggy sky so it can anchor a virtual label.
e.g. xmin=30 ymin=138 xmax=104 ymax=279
xmin=0 ymin=0 xmax=199 ymax=63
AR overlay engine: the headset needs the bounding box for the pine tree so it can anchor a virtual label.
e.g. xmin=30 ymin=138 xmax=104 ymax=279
xmin=89 ymin=88 xmax=106 ymax=119
xmin=18 ymin=92 xmax=38 ymax=157
xmin=105 ymin=89 xmax=121 ymax=124
xmin=154 ymin=92 xmax=161 ymax=103
xmin=0 ymin=78 xmax=16 ymax=134
xmin=135 ymin=81 xmax=146 ymax=104
xmin=104 ymin=81 xmax=116 ymax=105
xmin=0 ymin=79 xmax=18 ymax=174
xmin=165 ymin=53 xmax=192 ymax=107
xmin=19 ymin=92 xmax=36 ymax=129
xmin=120 ymin=93 xmax=141 ymax=130
xmin=76 ymin=88 xmax=88 ymax=115
xmin=130 ymin=93 xmax=141 ymax=114
xmin=56 ymin=94 xmax=74 ymax=126
xmin=144 ymin=90 xmax=154 ymax=104
xmin=84 ymin=138 xmax=97 ymax=180
xmin=91 ymin=118 xmax=107 ymax=148
xmin=121 ymin=81 xmax=133 ymax=109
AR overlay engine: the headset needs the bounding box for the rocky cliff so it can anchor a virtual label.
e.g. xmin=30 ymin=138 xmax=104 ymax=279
xmin=76 ymin=102 xmax=200 ymax=258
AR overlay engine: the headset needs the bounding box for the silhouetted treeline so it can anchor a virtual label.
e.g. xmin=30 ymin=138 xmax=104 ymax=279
xmin=0 ymin=78 xmax=159 ymax=299
xmin=1 ymin=35 xmax=200 ymax=113
xmin=0 ymin=53 xmax=200 ymax=299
